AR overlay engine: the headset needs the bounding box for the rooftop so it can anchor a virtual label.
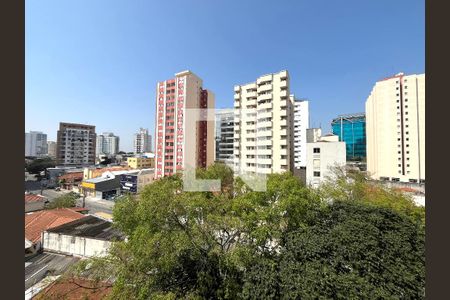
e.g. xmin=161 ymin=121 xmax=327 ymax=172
xmin=32 ymin=277 xmax=112 ymax=300
xmin=25 ymin=208 xmax=85 ymax=243
xmin=46 ymin=215 xmax=125 ymax=241
xmin=25 ymin=193 xmax=46 ymax=203
xmin=25 ymin=252 xmax=80 ymax=291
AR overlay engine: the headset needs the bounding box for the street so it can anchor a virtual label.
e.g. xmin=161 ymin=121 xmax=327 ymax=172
xmin=25 ymin=172 xmax=114 ymax=215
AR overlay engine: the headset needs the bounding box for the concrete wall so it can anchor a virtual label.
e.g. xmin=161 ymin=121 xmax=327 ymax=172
xmin=42 ymin=232 xmax=112 ymax=258
xmin=306 ymin=141 xmax=346 ymax=188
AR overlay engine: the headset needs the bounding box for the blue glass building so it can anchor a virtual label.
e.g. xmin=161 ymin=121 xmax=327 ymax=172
xmin=331 ymin=113 xmax=366 ymax=161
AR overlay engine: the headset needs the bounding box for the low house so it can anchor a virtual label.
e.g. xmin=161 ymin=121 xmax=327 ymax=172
xmin=25 ymin=193 xmax=48 ymax=213
xmin=83 ymin=166 xmax=131 ymax=180
xmin=25 ymin=208 xmax=85 ymax=258
xmin=120 ymin=168 xmax=155 ymax=194
xmin=42 ymin=215 xmax=125 ymax=258
xmin=57 ymin=172 xmax=83 ymax=191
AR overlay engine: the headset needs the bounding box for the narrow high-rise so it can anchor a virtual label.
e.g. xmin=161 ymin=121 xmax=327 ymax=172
xmin=233 ymin=70 xmax=294 ymax=175
xmin=215 ymin=109 xmax=234 ymax=166
xmin=47 ymin=141 xmax=57 ymax=158
xmin=134 ymin=128 xmax=151 ymax=154
xmin=25 ymin=131 xmax=47 ymax=157
xmin=154 ymin=70 xmax=215 ymax=179
xmin=366 ymin=72 xmax=425 ymax=183
xmin=292 ymin=97 xmax=309 ymax=168
xmin=56 ymin=122 xmax=96 ymax=166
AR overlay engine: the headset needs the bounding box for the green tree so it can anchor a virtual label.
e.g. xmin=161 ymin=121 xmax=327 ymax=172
xmin=242 ymin=201 xmax=425 ymax=299
xmin=46 ymin=192 xmax=79 ymax=209
xmin=67 ymin=165 xmax=425 ymax=299
xmin=26 ymin=157 xmax=55 ymax=174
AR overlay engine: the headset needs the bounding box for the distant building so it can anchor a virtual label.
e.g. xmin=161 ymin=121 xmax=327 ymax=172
xmin=154 ymin=70 xmax=215 ymax=179
xmin=81 ymin=169 xmax=134 ymax=200
xmin=25 ymin=131 xmax=47 ymax=157
xmin=42 ymin=215 xmax=125 ymax=258
xmin=331 ymin=113 xmax=366 ymax=161
xmin=47 ymin=141 xmax=57 ymax=158
xmin=56 ymin=122 xmax=96 ymax=166
xmin=134 ymin=128 xmax=152 ymax=154
xmin=57 ymin=172 xmax=84 ymax=191
xmin=366 ymin=73 xmax=425 ymax=183
xmin=120 ymin=169 xmax=155 ymax=194
xmin=127 ymin=156 xmax=155 ymax=169
xmin=293 ymin=97 xmax=309 ymax=168
xmin=233 ymin=70 xmax=294 ymax=175
xmin=96 ymin=132 xmax=120 ymax=156
xmin=306 ymin=129 xmax=346 ymax=188
xmin=215 ymin=109 xmax=234 ymax=166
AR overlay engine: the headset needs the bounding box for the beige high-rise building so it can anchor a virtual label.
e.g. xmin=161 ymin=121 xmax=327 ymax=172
xmin=366 ymin=72 xmax=425 ymax=183
xmin=233 ymin=70 xmax=294 ymax=175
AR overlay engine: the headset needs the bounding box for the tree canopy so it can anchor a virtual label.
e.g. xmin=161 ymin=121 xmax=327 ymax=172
xmin=25 ymin=157 xmax=55 ymax=174
xmin=46 ymin=192 xmax=79 ymax=209
xmin=69 ymin=163 xmax=425 ymax=299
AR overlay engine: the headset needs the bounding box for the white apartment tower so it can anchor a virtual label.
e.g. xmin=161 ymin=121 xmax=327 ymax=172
xmin=366 ymin=73 xmax=425 ymax=183
xmin=134 ymin=128 xmax=151 ymax=154
xmin=96 ymin=132 xmax=120 ymax=155
xmin=292 ymin=97 xmax=309 ymax=168
xmin=25 ymin=131 xmax=48 ymax=157
xmin=233 ymin=70 xmax=294 ymax=175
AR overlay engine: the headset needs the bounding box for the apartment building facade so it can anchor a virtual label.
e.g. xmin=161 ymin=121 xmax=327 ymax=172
xmin=134 ymin=128 xmax=151 ymax=154
xmin=293 ymin=97 xmax=309 ymax=168
xmin=25 ymin=131 xmax=47 ymax=157
xmin=306 ymin=129 xmax=346 ymax=188
xmin=215 ymin=109 xmax=234 ymax=166
xmin=56 ymin=122 xmax=96 ymax=166
xmin=96 ymin=132 xmax=120 ymax=156
xmin=47 ymin=141 xmax=57 ymax=158
xmin=154 ymin=70 xmax=215 ymax=179
xmin=366 ymin=73 xmax=425 ymax=183
xmin=233 ymin=70 xmax=294 ymax=175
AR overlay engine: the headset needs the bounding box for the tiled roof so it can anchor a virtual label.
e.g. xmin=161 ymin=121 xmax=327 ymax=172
xmin=58 ymin=172 xmax=83 ymax=181
xmin=25 ymin=194 xmax=46 ymax=203
xmin=33 ymin=277 xmax=112 ymax=300
xmin=25 ymin=209 xmax=85 ymax=243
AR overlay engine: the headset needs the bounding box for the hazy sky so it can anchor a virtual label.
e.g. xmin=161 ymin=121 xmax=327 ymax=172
xmin=26 ymin=0 xmax=424 ymax=152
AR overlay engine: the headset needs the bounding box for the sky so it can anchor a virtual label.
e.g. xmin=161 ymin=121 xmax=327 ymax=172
xmin=26 ymin=0 xmax=425 ymax=152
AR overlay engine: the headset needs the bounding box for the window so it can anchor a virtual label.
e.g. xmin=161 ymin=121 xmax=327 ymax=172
xmin=313 ymin=148 xmax=320 ymax=153
xmin=398 ymin=164 xmax=401 ymax=167
xmin=313 ymin=171 xmax=320 ymax=177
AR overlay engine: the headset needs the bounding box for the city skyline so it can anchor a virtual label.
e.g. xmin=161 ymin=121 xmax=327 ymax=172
xmin=25 ymin=0 xmax=424 ymax=152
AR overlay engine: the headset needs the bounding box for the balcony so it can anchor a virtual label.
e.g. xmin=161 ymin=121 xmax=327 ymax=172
xmin=246 ymin=98 xmax=257 ymax=106
xmin=234 ymin=93 xmax=240 ymax=100
xmin=234 ymin=141 xmax=240 ymax=147
xmin=258 ymin=84 xmax=273 ymax=92
xmin=257 ymin=121 xmax=272 ymax=128
xmin=258 ymin=102 xmax=272 ymax=110
xmin=246 ymin=91 xmax=257 ymax=98
xmin=257 ymin=111 xmax=272 ymax=119
xmin=256 ymin=148 xmax=272 ymax=155
xmin=234 ymin=101 xmax=241 ymax=108
xmin=280 ymin=90 xmax=288 ymax=98
xmin=279 ymin=70 xmax=288 ymax=80
xmin=279 ymin=79 xmax=288 ymax=88
xmin=258 ymin=139 xmax=272 ymax=146
xmin=256 ymin=158 xmax=272 ymax=165
xmin=257 ymin=74 xmax=273 ymax=85
xmin=257 ymin=93 xmax=272 ymax=101
xmin=234 ymin=86 xmax=241 ymax=92
xmin=256 ymin=167 xmax=272 ymax=174
xmin=279 ymin=159 xmax=288 ymax=165
xmin=280 ymin=129 xmax=287 ymax=136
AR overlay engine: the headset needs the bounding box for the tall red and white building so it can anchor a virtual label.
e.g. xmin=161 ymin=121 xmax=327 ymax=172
xmin=154 ymin=70 xmax=215 ymax=179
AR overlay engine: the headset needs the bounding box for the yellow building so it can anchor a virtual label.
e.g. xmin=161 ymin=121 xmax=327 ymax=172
xmin=127 ymin=157 xmax=155 ymax=169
